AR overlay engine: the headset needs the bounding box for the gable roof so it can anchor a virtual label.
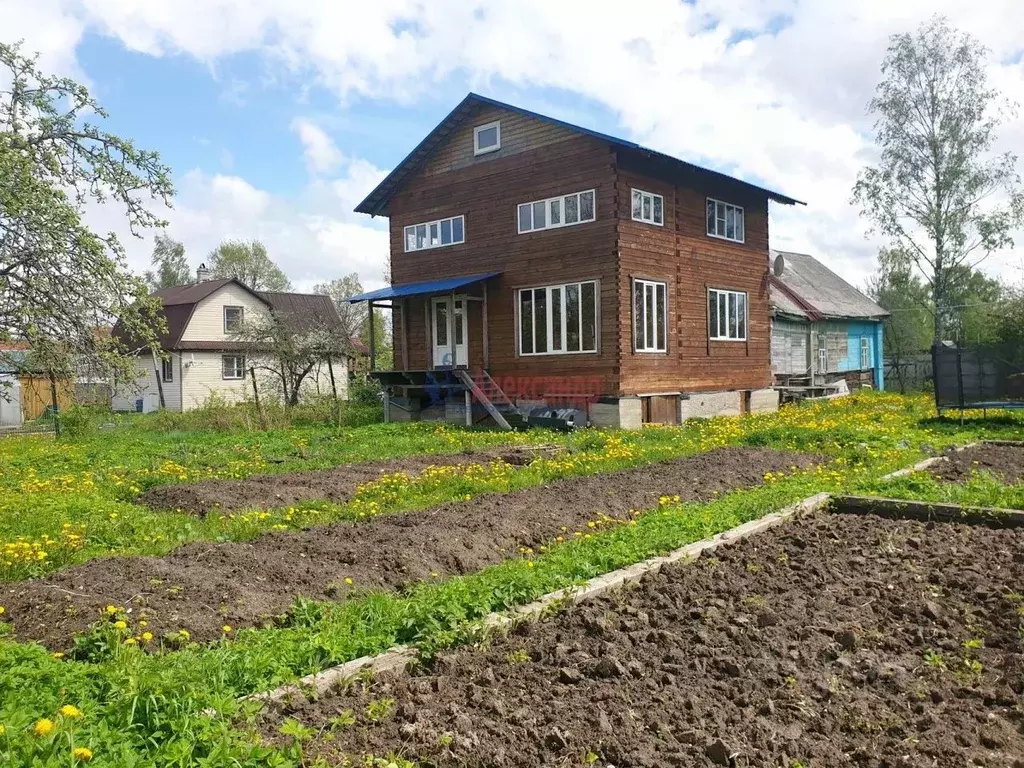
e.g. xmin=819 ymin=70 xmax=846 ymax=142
xmin=113 ymin=280 xmax=341 ymax=352
xmin=257 ymin=291 xmax=343 ymax=335
xmin=769 ymin=250 xmax=888 ymax=321
xmin=355 ymin=93 xmax=804 ymax=217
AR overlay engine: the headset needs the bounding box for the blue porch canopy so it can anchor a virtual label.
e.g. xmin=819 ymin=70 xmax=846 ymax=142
xmin=347 ymin=272 xmax=500 ymax=303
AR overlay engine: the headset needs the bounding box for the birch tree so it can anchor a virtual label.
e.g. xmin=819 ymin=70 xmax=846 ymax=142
xmin=853 ymin=16 xmax=1024 ymax=343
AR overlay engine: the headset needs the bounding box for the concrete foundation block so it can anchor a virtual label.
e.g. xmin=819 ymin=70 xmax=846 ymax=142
xmin=751 ymin=387 xmax=779 ymax=413
xmin=680 ymin=391 xmax=741 ymax=420
xmin=588 ymin=397 xmax=643 ymax=429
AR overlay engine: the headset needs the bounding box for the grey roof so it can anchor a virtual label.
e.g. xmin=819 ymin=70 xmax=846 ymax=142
xmin=770 ymin=250 xmax=888 ymax=321
xmin=355 ymin=93 xmax=804 ymax=216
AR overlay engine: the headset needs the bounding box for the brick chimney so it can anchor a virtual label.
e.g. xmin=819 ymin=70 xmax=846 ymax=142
xmin=196 ymin=263 xmax=213 ymax=282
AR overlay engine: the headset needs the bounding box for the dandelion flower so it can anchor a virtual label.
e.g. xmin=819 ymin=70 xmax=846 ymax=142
xmin=344 ymin=577 xmax=353 ymax=585
xmin=52 ymin=652 xmax=64 ymax=659
xmin=141 ymin=632 xmax=153 ymax=643
xmin=124 ymin=638 xmax=137 ymax=646
xmin=222 ymin=625 xmax=232 ymax=634
xmin=59 ymin=705 xmax=83 ymax=719
xmin=33 ymin=718 xmax=56 ymax=737
xmin=138 ymin=620 xmax=148 ymax=627
xmin=104 ymin=605 xmax=117 ymax=615
xmin=113 ymin=620 xmax=127 ymax=631
xmin=72 ymin=746 xmax=93 ymax=762
xmin=0 ymin=606 xmax=5 ymax=615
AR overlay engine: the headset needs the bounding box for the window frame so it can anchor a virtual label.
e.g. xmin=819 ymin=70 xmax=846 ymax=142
xmin=221 ymin=354 xmax=246 ymax=380
xmin=630 ymin=188 xmax=665 ymax=226
xmin=403 ymin=215 xmax=466 ymax=252
xmin=516 ymin=279 xmax=600 ymax=357
xmin=707 ymin=288 xmax=748 ymax=342
xmin=706 ymin=198 xmax=746 ymax=243
xmin=632 ymin=278 xmax=668 ymax=353
xmin=860 ymin=337 xmax=871 ymax=369
xmin=161 ymin=357 xmax=174 ymax=383
xmin=473 ymin=120 xmax=501 ymax=155
xmin=223 ymin=305 xmax=244 ymax=333
xmin=517 ymin=189 xmax=597 ymax=234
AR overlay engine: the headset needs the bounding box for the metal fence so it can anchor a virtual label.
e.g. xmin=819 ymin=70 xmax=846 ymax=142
xmin=932 ymin=342 xmax=1024 ymax=412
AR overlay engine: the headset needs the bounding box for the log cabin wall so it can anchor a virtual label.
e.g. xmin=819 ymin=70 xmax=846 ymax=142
xmin=614 ymin=153 xmax=773 ymax=396
xmin=388 ymin=104 xmax=621 ymax=396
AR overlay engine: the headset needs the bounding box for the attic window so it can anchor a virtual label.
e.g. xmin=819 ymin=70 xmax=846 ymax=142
xmin=473 ymin=121 xmax=501 ymax=155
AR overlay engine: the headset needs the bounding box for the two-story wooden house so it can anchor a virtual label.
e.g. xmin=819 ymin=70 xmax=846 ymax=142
xmin=350 ymin=94 xmax=802 ymax=428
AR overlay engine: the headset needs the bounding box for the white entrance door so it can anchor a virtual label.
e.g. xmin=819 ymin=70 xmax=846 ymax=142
xmin=432 ymin=297 xmax=468 ymax=367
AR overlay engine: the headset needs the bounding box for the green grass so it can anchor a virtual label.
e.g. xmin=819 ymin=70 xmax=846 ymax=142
xmin=0 ymin=392 xmax=1022 ymax=766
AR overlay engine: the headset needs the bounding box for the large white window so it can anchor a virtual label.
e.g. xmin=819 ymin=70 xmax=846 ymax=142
xmin=518 ymin=280 xmax=598 ymax=356
xmin=631 ymin=188 xmax=664 ymax=226
xmin=518 ymin=190 xmax=596 ymax=233
xmin=706 ymin=198 xmax=745 ymax=243
xmin=708 ymin=288 xmax=747 ymax=341
xmin=222 ymin=354 xmax=246 ymax=380
xmin=474 ymin=121 xmax=501 ymax=155
xmin=223 ymin=306 xmax=244 ymax=332
xmin=860 ymin=337 xmax=871 ymax=369
xmin=404 ymin=215 xmax=465 ymax=252
xmin=633 ymin=279 xmax=667 ymax=353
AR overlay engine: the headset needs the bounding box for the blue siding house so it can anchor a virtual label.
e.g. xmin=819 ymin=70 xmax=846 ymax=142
xmin=769 ymin=250 xmax=888 ymax=391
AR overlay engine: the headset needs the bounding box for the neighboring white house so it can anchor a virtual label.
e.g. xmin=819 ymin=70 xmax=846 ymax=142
xmin=112 ymin=269 xmax=348 ymax=412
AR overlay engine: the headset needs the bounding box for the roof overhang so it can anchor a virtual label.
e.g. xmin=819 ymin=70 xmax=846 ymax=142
xmin=347 ymin=272 xmax=501 ymax=303
xmin=354 ymin=93 xmax=804 ymax=217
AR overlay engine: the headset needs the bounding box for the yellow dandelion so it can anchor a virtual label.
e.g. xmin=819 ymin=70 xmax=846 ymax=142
xmin=0 ymin=606 xmax=5 ymax=615
xmin=104 ymin=606 xmax=117 ymax=615
xmin=112 ymin=620 xmax=127 ymax=631
xmin=33 ymin=718 xmax=56 ymax=737
xmin=141 ymin=632 xmax=153 ymax=643
xmin=59 ymin=705 xmax=83 ymax=720
xmin=72 ymin=746 xmax=93 ymax=762
xmin=52 ymin=652 xmax=64 ymax=659
xmin=222 ymin=625 xmax=232 ymax=634
xmin=344 ymin=577 xmax=353 ymax=585
xmin=124 ymin=638 xmax=137 ymax=646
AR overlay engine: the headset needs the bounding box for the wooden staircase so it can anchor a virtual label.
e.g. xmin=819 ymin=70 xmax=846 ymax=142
xmin=454 ymin=369 xmax=523 ymax=430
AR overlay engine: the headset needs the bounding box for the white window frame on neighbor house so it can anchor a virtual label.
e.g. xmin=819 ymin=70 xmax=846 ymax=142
xmin=631 ymin=188 xmax=664 ymax=226
xmin=473 ymin=120 xmax=501 ymax=155
xmin=633 ymin=278 xmax=668 ymax=353
xmin=161 ymin=357 xmax=173 ymax=383
xmin=404 ymin=215 xmax=466 ymax=252
xmin=517 ymin=189 xmax=596 ymax=233
xmin=706 ymin=198 xmax=745 ymax=243
xmin=223 ymin=306 xmax=244 ymax=333
xmin=861 ymin=337 xmax=871 ymax=369
xmin=517 ymin=280 xmax=599 ymax=356
xmin=708 ymin=288 xmax=747 ymax=341
xmin=222 ymin=354 xmax=245 ymax=380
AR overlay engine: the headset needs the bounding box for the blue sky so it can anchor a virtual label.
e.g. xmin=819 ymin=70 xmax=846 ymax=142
xmin=3 ymin=0 xmax=1023 ymax=292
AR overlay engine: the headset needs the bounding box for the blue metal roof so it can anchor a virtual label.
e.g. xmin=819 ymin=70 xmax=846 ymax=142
xmin=347 ymin=272 xmax=501 ymax=303
xmin=354 ymin=93 xmax=804 ymax=216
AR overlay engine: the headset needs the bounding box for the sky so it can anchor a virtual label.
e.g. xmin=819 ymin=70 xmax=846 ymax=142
xmin=2 ymin=0 xmax=1024 ymax=295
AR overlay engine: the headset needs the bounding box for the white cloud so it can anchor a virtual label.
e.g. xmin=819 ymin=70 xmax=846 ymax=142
xmin=5 ymin=0 xmax=1024 ymax=292
xmin=290 ymin=117 xmax=344 ymax=174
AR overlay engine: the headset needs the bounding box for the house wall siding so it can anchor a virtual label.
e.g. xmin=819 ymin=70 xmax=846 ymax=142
xmin=390 ymin=123 xmax=620 ymax=394
xmin=111 ymin=353 xmax=182 ymax=411
xmin=179 ymin=284 xmax=269 ymax=342
xmin=181 ymin=352 xmax=250 ymax=410
xmin=771 ymin=318 xmax=810 ymax=377
xmin=615 ymin=159 xmax=773 ymax=395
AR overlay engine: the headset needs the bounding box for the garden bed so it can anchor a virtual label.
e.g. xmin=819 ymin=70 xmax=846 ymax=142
xmin=264 ymin=506 xmax=1024 ymax=768
xmin=138 ymin=445 xmax=556 ymax=515
xmin=932 ymin=442 xmax=1024 ymax=486
xmin=2 ymin=447 xmax=819 ymax=651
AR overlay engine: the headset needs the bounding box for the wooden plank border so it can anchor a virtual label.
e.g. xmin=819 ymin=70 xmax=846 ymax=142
xmin=251 ymin=492 xmax=832 ymax=704
xmin=832 ymin=495 xmax=1024 ymax=528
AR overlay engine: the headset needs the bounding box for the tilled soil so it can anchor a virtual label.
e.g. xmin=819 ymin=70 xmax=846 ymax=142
xmin=267 ymin=512 xmax=1024 ymax=768
xmin=933 ymin=443 xmax=1024 ymax=486
xmin=3 ymin=447 xmax=820 ymax=651
xmin=138 ymin=446 xmax=555 ymax=515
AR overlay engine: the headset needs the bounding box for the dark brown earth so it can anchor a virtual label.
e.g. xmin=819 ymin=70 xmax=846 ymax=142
xmin=264 ymin=512 xmax=1024 ymax=768
xmin=3 ymin=447 xmax=819 ymax=651
xmin=934 ymin=443 xmax=1024 ymax=486
xmin=138 ymin=446 xmax=555 ymax=515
